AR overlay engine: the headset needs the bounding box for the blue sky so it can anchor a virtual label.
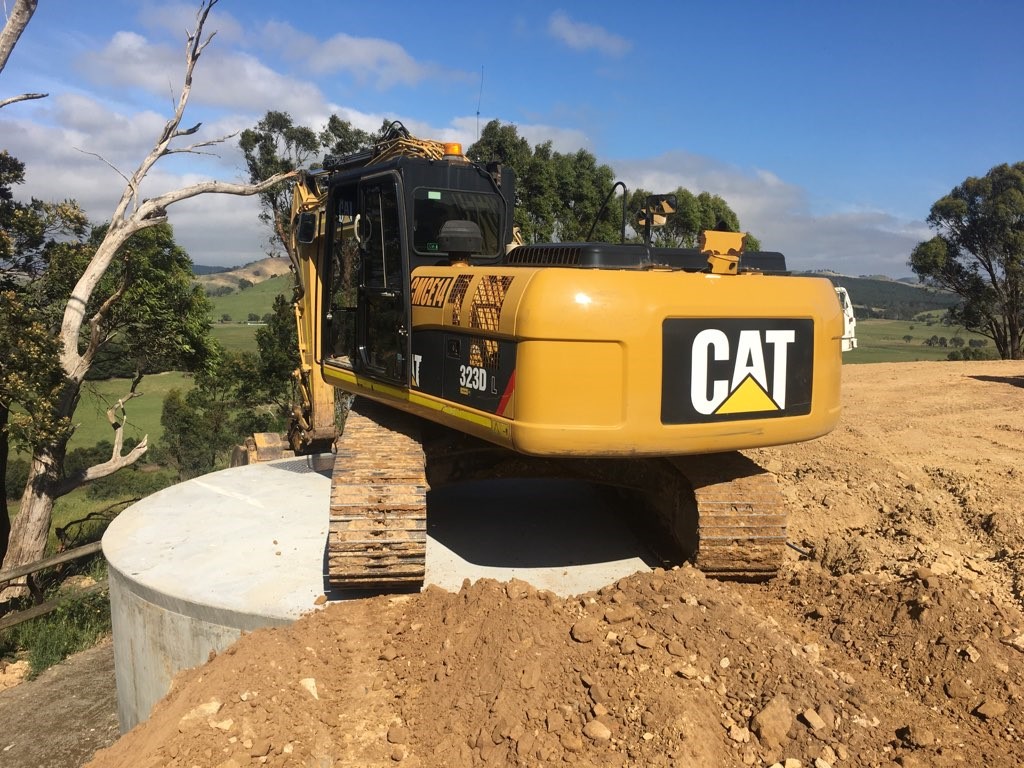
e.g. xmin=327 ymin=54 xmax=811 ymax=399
xmin=2 ymin=1 xmax=1022 ymax=276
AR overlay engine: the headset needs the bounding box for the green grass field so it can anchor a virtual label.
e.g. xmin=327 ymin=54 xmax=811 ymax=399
xmin=70 ymin=371 xmax=193 ymax=451
xmin=210 ymin=323 xmax=259 ymax=353
xmin=843 ymin=318 xmax=991 ymax=364
xmin=207 ymin=274 xmax=292 ymax=323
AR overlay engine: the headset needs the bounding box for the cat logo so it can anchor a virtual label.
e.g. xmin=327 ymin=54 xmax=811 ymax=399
xmin=661 ymin=319 xmax=814 ymax=424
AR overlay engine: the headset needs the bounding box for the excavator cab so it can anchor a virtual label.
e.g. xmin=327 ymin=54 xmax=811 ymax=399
xmin=318 ymin=149 xmax=514 ymax=391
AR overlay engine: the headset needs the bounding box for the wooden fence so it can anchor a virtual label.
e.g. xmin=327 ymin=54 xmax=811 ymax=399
xmin=0 ymin=541 xmax=108 ymax=631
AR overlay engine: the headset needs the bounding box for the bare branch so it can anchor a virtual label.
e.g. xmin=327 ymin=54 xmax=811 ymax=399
xmin=0 ymin=91 xmax=46 ymax=109
xmin=73 ymin=147 xmax=133 ymax=189
xmin=55 ymin=384 xmax=149 ymax=497
xmin=172 ymin=122 xmax=203 ymax=138
xmin=0 ymin=0 xmax=36 ymax=74
xmin=164 ymin=130 xmax=239 ymax=156
xmin=136 ymin=170 xmax=298 ymax=216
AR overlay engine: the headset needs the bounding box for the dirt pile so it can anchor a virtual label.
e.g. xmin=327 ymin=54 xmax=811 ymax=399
xmin=86 ymin=565 xmax=1024 ymax=768
xmin=84 ymin=361 xmax=1024 ymax=768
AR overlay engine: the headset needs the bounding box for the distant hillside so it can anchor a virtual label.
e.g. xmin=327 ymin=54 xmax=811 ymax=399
xmin=195 ymin=257 xmax=292 ymax=294
xmin=192 ymin=264 xmax=232 ymax=276
xmin=802 ymin=272 xmax=958 ymax=320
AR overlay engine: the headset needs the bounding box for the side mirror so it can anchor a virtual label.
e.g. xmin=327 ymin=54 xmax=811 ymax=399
xmin=296 ymin=212 xmax=317 ymax=244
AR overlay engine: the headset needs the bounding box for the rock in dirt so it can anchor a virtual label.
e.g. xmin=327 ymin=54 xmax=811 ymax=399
xmin=570 ymin=618 xmax=600 ymax=643
xmin=752 ymin=694 xmax=794 ymax=749
xmin=973 ymin=699 xmax=1008 ymax=720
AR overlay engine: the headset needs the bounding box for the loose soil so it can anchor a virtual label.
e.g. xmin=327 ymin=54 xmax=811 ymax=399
xmin=9 ymin=360 xmax=1024 ymax=768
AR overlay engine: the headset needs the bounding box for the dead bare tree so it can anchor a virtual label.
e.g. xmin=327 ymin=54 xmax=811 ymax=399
xmin=1 ymin=0 xmax=296 ymax=598
xmin=0 ymin=0 xmax=47 ymax=108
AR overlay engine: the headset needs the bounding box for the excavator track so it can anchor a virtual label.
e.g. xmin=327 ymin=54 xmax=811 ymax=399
xmin=671 ymin=453 xmax=787 ymax=579
xmin=327 ymin=400 xmax=428 ymax=590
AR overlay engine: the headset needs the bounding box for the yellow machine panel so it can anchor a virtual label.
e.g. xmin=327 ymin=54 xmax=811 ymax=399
xmin=322 ymin=264 xmax=843 ymax=457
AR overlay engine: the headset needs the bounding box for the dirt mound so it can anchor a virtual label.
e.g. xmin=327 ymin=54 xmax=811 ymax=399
xmin=85 ymin=361 xmax=1024 ymax=767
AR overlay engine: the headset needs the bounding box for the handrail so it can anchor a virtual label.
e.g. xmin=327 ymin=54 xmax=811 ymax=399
xmin=0 ymin=541 xmax=103 ymax=586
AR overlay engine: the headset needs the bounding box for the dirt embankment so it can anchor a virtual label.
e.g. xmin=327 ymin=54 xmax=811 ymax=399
xmin=70 ymin=361 xmax=1024 ymax=767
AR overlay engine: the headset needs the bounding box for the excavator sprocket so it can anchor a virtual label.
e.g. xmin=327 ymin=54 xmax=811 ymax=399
xmin=327 ymin=400 xmax=428 ymax=590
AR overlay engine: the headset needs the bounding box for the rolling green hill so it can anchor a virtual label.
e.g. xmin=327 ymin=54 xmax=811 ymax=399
xmin=805 ymin=273 xmax=958 ymax=320
xmin=205 ymin=274 xmax=294 ymax=351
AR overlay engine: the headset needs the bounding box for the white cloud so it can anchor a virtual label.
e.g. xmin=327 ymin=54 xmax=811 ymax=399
xmin=264 ymin=21 xmax=468 ymax=90
xmin=136 ymin=1 xmax=246 ymax=44
xmin=548 ymin=11 xmax=632 ymax=57
xmin=77 ymin=31 xmax=182 ymax=93
xmin=190 ymin=49 xmax=326 ymax=114
xmin=613 ymin=151 xmax=929 ymax=277
xmin=76 ymin=28 xmax=328 ymax=117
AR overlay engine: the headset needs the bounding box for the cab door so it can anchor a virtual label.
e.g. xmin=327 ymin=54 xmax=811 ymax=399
xmin=357 ymin=176 xmax=408 ymax=383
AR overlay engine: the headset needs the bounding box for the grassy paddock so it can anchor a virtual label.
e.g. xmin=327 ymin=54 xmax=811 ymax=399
xmin=843 ymin=318 xmax=991 ymax=364
xmin=207 ymin=275 xmax=291 ymax=323
xmin=71 ymin=371 xmax=192 ymax=451
xmin=210 ymin=323 xmax=258 ymax=353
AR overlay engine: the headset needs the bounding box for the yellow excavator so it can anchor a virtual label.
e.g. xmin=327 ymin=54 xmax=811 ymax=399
xmin=235 ymin=123 xmax=856 ymax=591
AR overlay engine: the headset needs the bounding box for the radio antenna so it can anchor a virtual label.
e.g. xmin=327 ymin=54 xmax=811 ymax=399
xmin=476 ymin=65 xmax=484 ymax=139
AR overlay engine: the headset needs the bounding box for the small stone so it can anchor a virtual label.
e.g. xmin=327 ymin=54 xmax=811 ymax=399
xmin=249 ymin=740 xmax=272 ymax=758
xmin=299 ymin=678 xmax=318 ymax=700
xmin=728 ymin=724 xmax=750 ymax=743
xmin=559 ymin=732 xmax=584 ymax=752
xmin=209 ymin=718 xmax=234 ymax=732
xmin=903 ymin=724 xmax=935 ymax=747
xmin=505 ymin=579 xmax=532 ymax=599
xmin=390 ymin=745 xmax=407 ymax=762
xmin=636 ymin=633 xmax=658 ymax=650
xmin=313 ymin=594 xmax=328 ymax=606
xmin=784 ymin=760 xmax=802 ymax=768
xmin=620 ymin=636 xmax=638 ymax=655
xmin=589 ymin=684 xmax=609 ymax=704
xmin=179 ymin=699 xmax=223 ymax=729
xmin=676 ymin=664 xmax=699 ymax=680
xmin=974 ymin=699 xmax=1008 ymax=720
xmin=1002 ymin=631 xmax=1024 ymax=653
xmin=813 ymin=759 xmax=832 ymax=768
xmin=570 ymin=618 xmax=600 ymax=643
xmin=943 ymin=677 xmax=972 ymax=699
xmin=963 ymin=644 xmax=981 ymax=663
xmin=809 ymin=605 xmax=829 ymax=620
xmin=520 ymin=665 xmax=541 ymax=690
xmin=546 ymin=710 xmax=564 ymax=733
xmin=379 ymin=646 xmax=399 ymax=661
xmin=801 ymin=708 xmax=827 ymax=732
xmin=592 ymin=703 xmax=609 ymax=717
xmin=751 ymin=694 xmax=793 ymax=749
xmin=666 ymin=640 xmax=687 ymax=657
xmin=387 ymin=724 xmax=411 ymax=745
xmin=583 ymin=720 xmax=612 ymax=741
